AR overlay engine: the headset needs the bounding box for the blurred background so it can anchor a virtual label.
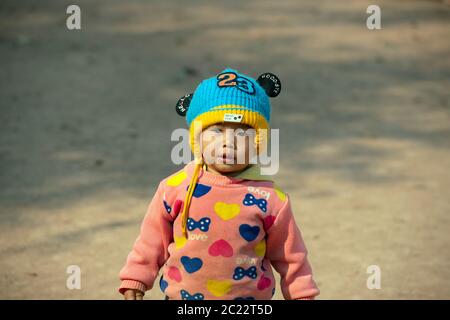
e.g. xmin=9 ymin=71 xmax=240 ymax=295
xmin=0 ymin=0 xmax=449 ymax=299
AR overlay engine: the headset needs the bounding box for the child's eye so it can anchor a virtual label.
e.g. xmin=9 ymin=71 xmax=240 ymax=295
xmin=236 ymin=129 xmax=254 ymax=137
xmin=210 ymin=127 xmax=222 ymax=133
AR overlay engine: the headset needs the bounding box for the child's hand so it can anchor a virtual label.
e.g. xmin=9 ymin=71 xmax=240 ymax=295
xmin=123 ymin=289 xmax=144 ymax=300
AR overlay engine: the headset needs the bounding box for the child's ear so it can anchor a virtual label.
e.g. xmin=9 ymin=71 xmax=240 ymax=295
xmin=175 ymin=93 xmax=193 ymax=116
xmin=257 ymin=73 xmax=281 ymax=98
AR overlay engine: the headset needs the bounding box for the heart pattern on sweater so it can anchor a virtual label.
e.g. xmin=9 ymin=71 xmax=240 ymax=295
xmin=181 ymin=256 xmax=203 ymax=274
xmin=273 ymin=184 xmax=286 ymax=201
xmin=207 ymin=279 xmax=232 ymax=297
xmin=167 ymin=171 xmax=187 ymax=187
xmin=254 ymin=239 xmax=266 ymax=257
xmin=168 ymin=266 xmax=182 ymax=282
xmin=257 ymin=275 xmax=271 ymax=290
xmin=186 ymin=183 xmax=212 ymax=198
xmin=263 ymin=215 xmax=276 ymax=231
xmin=214 ymin=202 xmax=240 ymax=220
xmin=159 ymin=276 xmax=168 ymax=292
xmin=172 ymin=199 xmax=183 ymax=216
xmin=174 ymin=235 xmax=187 ymax=249
xmin=208 ymin=239 xmax=233 ymax=257
xmin=239 ymin=224 xmax=260 ymax=242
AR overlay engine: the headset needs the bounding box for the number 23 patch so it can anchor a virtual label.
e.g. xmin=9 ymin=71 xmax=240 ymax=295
xmin=216 ymin=71 xmax=256 ymax=95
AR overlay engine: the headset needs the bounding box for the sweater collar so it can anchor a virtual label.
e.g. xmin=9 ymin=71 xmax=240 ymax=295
xmin=184 ymin=161 xmax=274 ymax=186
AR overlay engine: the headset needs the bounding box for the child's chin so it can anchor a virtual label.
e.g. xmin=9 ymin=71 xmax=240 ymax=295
xmin=211 ymin=163 xmax=247 ymax=173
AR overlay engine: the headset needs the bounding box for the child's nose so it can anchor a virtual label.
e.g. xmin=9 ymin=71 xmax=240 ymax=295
xmin=223 ymin=130 xmax=236 ymax=148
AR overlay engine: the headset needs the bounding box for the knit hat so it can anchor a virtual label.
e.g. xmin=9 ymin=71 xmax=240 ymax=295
xmin=175 ymin=68 xmax=281 ymax=237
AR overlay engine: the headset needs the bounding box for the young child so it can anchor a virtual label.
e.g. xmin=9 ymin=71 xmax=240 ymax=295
xmin=118 ymin=68 xmax=320 ymax=300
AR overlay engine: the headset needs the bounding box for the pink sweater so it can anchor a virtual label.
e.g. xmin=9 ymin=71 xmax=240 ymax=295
xmin=119 ymin=161 xmax=320 ymax=300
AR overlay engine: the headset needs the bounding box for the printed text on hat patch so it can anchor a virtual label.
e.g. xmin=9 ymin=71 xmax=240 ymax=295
xmin=223 ymin=113 xmax=243 ymax=123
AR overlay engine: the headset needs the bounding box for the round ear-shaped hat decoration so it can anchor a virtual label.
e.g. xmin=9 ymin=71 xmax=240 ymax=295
xmin=257 ymin=73 xmax=281 ymax=97
xmin=175 ymin=93 xmax=193 ymax=117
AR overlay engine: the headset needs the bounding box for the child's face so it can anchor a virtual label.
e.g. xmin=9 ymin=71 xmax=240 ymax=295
xmin=200 ymin=122 xmax=257 ymax=174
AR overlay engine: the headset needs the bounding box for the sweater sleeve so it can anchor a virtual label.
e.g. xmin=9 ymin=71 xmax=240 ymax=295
xmin=265 ymin=194 xmax=320 ymax=300
xmin=118 ymin=181 xmax=174 ymax=294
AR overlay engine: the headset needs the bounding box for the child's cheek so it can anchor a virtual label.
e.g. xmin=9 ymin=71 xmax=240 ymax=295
xmin=202 ymin=138 xmax=231 ymax=164
xmin=235 ymin=140 xmax=251 ymax=163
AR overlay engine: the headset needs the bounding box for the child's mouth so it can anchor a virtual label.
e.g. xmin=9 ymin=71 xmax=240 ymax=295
xmin=217 ymin=153 xmax=235 ymax=164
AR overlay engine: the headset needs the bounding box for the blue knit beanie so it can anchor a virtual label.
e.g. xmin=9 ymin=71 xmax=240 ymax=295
xmin=175 ymin=68 xmax=281 ymax=161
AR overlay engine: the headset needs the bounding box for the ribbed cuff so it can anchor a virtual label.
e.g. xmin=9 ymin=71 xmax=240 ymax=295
xmin=118 ymin=280 xmax=147 ymax=295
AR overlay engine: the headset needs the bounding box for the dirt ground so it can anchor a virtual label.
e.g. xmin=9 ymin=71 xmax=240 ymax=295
xmin=0 ymin=0 xmax=449 ymax=299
